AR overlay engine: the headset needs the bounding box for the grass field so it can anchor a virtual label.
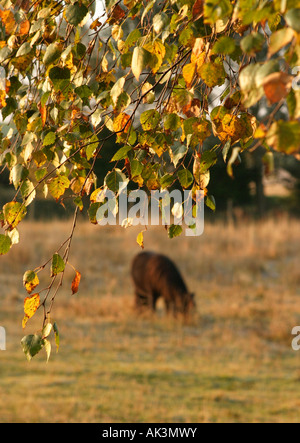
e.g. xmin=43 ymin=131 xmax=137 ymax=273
xmin=0 ymin=215 xmax=300 ymax=423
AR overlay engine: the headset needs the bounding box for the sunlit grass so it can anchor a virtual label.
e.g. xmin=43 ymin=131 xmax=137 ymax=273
xmin=0 ymin=216 xmax=300 ymax=422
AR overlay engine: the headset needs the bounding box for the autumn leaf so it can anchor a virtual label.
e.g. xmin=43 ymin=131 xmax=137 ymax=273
xmin=198 ymin=60 xmax=226 ymax=88
xmin=23 ymin=270 xmax=39 ymax=294
xmin=19 ymin=19 xmax=30 ymax=36
xmin=136 ymin=231 xmax=144 ymax=249
xmin=268 ymin=27 xmax=295 ymax=57
xmin=267 ymin=120 xmax=300 ymax=155
xmin=107 ymin=4 xmax=126 ymax=24
xmin=0 ymin=90 xmax=6 ymax=108
xmin=182 ymin=63 xmax=196 ymax=88
xmin=113 ymin=112 xmax=131 ymax=133
xmin=0 ymin=9 xmax=16 ymax=35
xmin=22 ymin=293 xmax=40 ymax=328
xmin=262 ymin=72 xmax=292 ymax=104
xmin=192 ymin=0 xmax=204 ymax=20
xmin=3 ymin=201 xmax=27 ymax=229
xmin=71 ymin=270 xmax=81 ymax=295
xmin=48 ymin=175 xmax=70 ymax=201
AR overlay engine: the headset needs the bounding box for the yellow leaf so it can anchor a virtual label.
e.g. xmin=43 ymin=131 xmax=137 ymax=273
xmin=136 ymin=231 xmax=144 ymax=249
xmin=23 ymin=270 xmax=39 ymax=294
xmin=143 ymin=40 xmax=166 ymax=74
xmin=182 ymin=63 xmax=196 ymax=88
xmin=113 ymin=112 xmax=131 ymax=133
xmin=22 ymin=293 xmax=40 ymax=328
xmin=70 ymin=176 xmax=85 ymax=195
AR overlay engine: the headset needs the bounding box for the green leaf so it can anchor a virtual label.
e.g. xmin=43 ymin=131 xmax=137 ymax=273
xmin=51 ymin=253 xmax=65 ymax=277
xmin=49 ymin=67 xmax=71 ymax=91
xmin=227 ymin=147 xmax=241 ymax=178
xmin=15 ymin=42 xmax=32 ymax=58
xmin=130 ymin=159 xmax=143 ymax=178
xmin=285 ymin=9 xmax=300 ymax=32
xmin=205 ymin=195 xmax=216 ymax=211
xmin=43 ymin=43 xmax=62 ymax=66
xmin=43 ymin=131 xmax=56 ymax=146
xmin=170 ymin=142 xmax=188 ymax=168
xmin=75 ymin=85 xmax=92 ymax=99
xmin=0 ymin=234 xmax=12 ymax=255
xmin=21 ymin=180 xmax=36 ymax=206
xmin=21 ymin=334 xmax=44 ymax=361
xmin=222 ymin=139 xmax=231 ymax=162
xmin=160 ymin=174 xmax=174 ymax=189
xmin=212 ymin=36 xmax=236 ymax=55
xmin=53 ymin=322 xmax=60 ymax=352
xmin=164 ymin=113 xmax=181 ymax=131
xmin=104 ymin=169 xmax=128 ymax=193
xmin=153 ymin=12 xmax=169 ymax=34
xmin=199 ymin=150 xmax=218 ymax=173
xmin=111 ymin=145 xmax=132 ymax=161
xmin=140 ymin=109 xmax=161 ymax=131
xmin=168 ymin=224 xmax=183 ymax=239
xmin=64 ymin=2 xmax=88 ymax=26
xmin=240 ymin=32 xmax=265 ymax=55
xmin=178 ymin=169 xmax=193 ymax=188
xmin=204 ymin=0 xmax=233 ymax=24
xmin=131 ymin=46 xmax=152 ymax=81
xmin=9 ymin=164 xmax=29 ymax=189
xmin=88 ymin=202 xmax=101 ymax=224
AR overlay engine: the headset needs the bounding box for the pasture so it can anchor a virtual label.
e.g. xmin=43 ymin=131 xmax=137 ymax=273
xmin=0 ymin=216 xmax=300 ymax=423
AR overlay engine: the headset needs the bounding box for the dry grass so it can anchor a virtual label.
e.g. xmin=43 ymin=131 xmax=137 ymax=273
xmin=1 ymin=215 xmax=300 ymax=422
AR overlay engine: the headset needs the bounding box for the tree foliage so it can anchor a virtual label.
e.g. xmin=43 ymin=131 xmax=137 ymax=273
xmin=0 ymin=0 xmax=299 ymax=359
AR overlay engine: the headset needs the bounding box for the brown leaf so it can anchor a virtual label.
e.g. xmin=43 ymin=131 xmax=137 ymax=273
xmin=107 ymin=4 xmax=126 ymax=24
xmin=71 ymin=271 xmax=81 ymax=295
xmin=192 ymin=0 xmax=204 ymax=20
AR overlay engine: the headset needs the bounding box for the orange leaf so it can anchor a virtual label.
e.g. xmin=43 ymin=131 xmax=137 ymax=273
xmin=262 ymin=72 xmax=292 ymax=104
xmin=0 ymin=90 xmax=6 ymax=109
xmin=19 ymin=19 xmax=30 ymax=35
xmin=22 ymin=293 xmax=40 ymax=328
xmin=71 ymin=271 xmax=81 ymax=295
xmin=38 ymin=103 xmax=47 ymax=127
xmin=0 ymin=9 xmax=16 ymax=35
